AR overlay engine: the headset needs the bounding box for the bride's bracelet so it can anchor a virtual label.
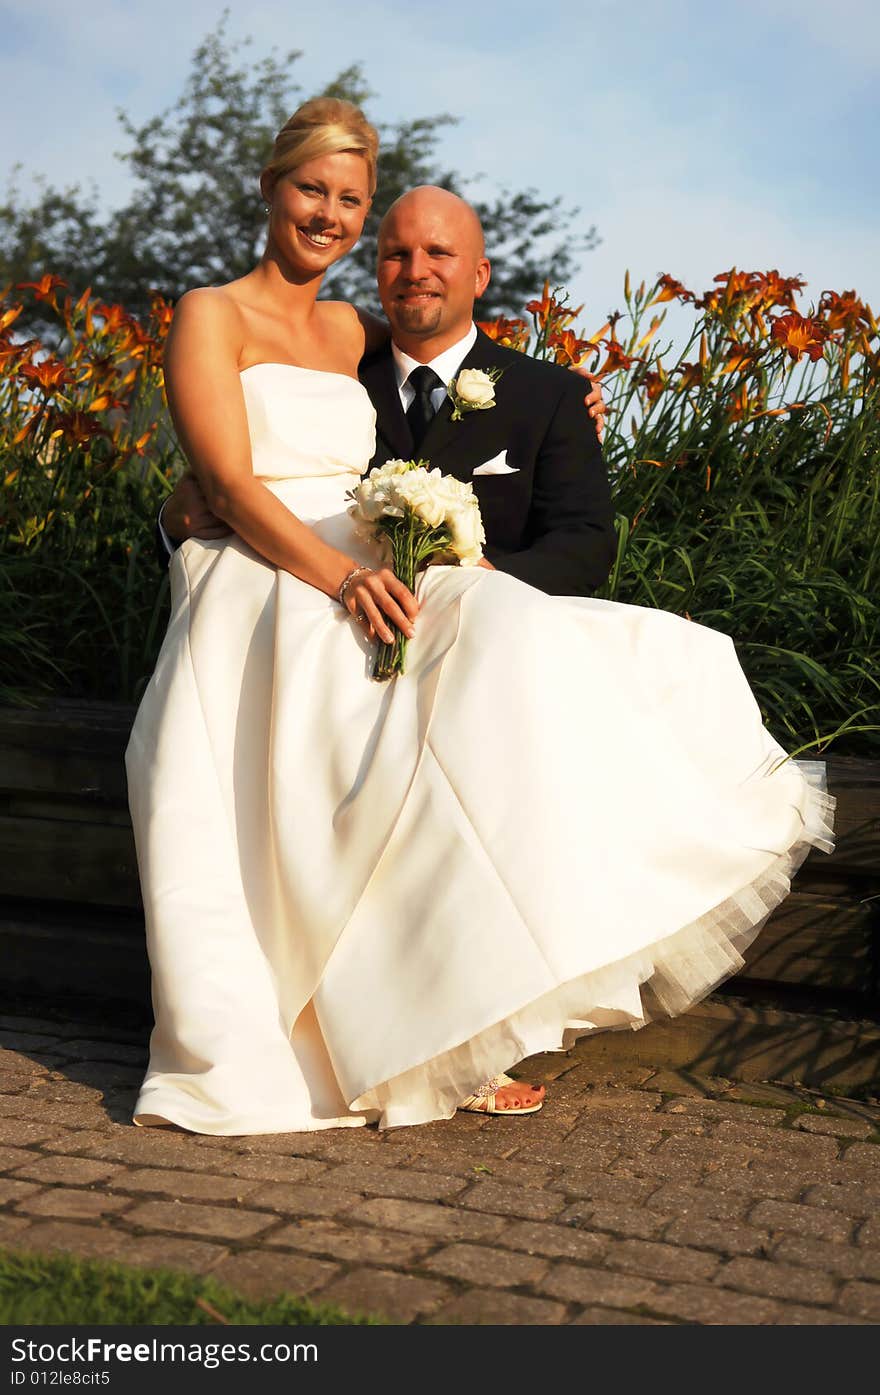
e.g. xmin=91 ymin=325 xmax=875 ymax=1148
xmin=337 ymin=565 xmax=371 ymax=609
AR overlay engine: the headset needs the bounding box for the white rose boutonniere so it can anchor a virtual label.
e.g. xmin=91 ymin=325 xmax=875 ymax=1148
xmin=448 ymin=366 xmax=504 ymax=422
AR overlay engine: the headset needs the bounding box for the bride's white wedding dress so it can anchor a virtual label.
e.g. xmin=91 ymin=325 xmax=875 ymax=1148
xmin=126 ymin=364 xmax=833 ymax=1134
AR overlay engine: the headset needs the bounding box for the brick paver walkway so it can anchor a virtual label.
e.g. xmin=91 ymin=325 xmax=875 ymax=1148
xmin=1 ymin=1012 xmax=879 ymax=1325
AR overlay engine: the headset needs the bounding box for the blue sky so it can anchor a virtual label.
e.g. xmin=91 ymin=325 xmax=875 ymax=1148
xmin=2 ymin=0 xmax=877 ymax=331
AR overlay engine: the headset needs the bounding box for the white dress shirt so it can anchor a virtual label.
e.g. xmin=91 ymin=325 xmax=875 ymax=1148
xmin=392 ymin=323 xmax=478 ymax=415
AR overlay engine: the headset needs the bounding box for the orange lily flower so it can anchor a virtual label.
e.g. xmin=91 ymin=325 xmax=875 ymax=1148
xmin=477 ymin=315 xmax=530 ymax=351
xmin=548 ymin=328 xmax=595 ymax=367
xmin=648 ymin=274 xmax=694 ymax=306
xmin=770 ymin=312 xmax=828 ymax=362
xmin=17 ymin=274 xmax=67 ymax=302
xmin=19 ymin=359 xmax=73 ymax=392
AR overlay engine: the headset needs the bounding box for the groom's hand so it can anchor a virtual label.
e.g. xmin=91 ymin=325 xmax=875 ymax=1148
xmin=163 ymin=472 xmax=232 ymax=542
xmin=577 ymin=370 xmax=606 ymax=442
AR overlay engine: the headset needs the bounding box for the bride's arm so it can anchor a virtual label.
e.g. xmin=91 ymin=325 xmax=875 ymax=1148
xmin=163 ymin=290 xmax=416 ymax=641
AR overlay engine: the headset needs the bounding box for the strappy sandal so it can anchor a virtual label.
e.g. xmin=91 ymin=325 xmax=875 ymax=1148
xmin=458 ymin=1072 xmax=544 ymax=1116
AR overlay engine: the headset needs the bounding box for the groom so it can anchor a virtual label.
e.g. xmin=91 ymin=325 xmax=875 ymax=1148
xmin=161 ymin=186 xmax=615 ymax=597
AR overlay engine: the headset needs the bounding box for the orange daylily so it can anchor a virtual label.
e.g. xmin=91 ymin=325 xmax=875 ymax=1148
xmin=17 ymin=274 xmax=67 ymax=303
xmin=0 ymin=303 xmax=24 ymax=334
xmin=19 ymin=359 xmax=73 ymax=392
xmin=594 ymin=340 xmax=639 ymax=377
xmin=648 ymin=274 xmax=694 ymax=306
xmin=676 ymin=362 xmax=704 ymax=391
xmin=548 ymin=328 xmax=595 ymax=367
xmin=819 ymin=289 xmax=872 ymax=335
xmin=770 ymin=312 xmax=828 ymax=362
xmin=477 ymin=315 xmax=530 ymax=351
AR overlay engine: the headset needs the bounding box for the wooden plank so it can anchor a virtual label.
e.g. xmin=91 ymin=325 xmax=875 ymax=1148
xmin=0 ymin=701 xmax=134 ymax=805
xmin=0 ymin=913 xmax=150 ymax=1006
xmin=740 ymin=892 xmax=877 ymax=993
xmin=0 ymin=814 xmax=141 ymax=909
xmin=577 ymin=996 xmax=880 ymax=1093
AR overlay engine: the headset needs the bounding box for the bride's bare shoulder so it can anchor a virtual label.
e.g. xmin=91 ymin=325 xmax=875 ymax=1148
xmin=317 ymin=300 xmax=389 ymax=356
xmin=167 ymin=286 xmax=245 ymax=360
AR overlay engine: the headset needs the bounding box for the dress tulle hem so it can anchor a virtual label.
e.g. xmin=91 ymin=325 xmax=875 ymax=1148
xmin=134 ymin=763 xmax=832 ymax=1135
xmin=352 ymin=762 xmax=834 ymax=1128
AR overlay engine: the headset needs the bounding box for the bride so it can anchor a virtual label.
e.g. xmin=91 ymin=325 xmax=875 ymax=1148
xmin=127 ymin=97 xmax=833 ymax=1134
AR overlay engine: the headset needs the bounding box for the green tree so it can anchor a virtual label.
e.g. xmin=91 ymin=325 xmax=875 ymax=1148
xmin=0 ymin=19 xmax=597 ymax=323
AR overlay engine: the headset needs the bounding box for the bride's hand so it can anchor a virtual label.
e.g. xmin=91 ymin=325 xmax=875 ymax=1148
xmin=344 ymin=567 xmax=419 ymax=644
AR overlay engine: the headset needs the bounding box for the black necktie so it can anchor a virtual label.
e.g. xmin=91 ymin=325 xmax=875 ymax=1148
xmin=405 ymin=365 xmax=444 ymax=450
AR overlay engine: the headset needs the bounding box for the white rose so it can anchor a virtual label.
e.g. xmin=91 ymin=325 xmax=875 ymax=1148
xmin=454 ymin=369 xmax=496 ymax=408
xmin=447 ymin=498 xmax=485 ymax=564
xmin=391 ymin=469 xmax=447 ymax=529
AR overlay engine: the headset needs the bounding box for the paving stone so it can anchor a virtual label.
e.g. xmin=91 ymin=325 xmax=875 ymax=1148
xmin=648 ymin=1282 xmax=783 ymax=1325
xmin=836 ymin=1281 xmax=880 ymax=1321
xmin=0 ymin=1213 xmax=33 ymax=1243
xmin=837 ymin=1143 xmax=880 ymax=1171
xmin=659 ymin=1099 xmax=785 ymax=1127
xmin=319 ymin=1163 xmax=466 ymax=1202
xmin=10 ymin=1122 xmax=100 ymax=1147
xmin=605 ymin=1237 xmax=720 ymax=1284
xmin=581 ymin=1089 xmax=663 ymax=1113
xmin=652 ymin=1135 xmax=781 ymax=1171
xmin=433 ymin=1289 xmax=566 ymax=1325
xmin=0 ymin=1049 xmax=55 ymax=1076
xmin=347 ymin=1197 xmax=505 ymax=1243
xmin=559 ymin=1062 xmax=655 ymax=1089
xmin=0 ymin=1079 xmax=32 ymax=1097
xmin=643 ymin=1070 xmax=732 ymax=1098
xmin=458 ymin=1179 xmax=564 ymax=1221
xmin=227 ymin=1183 xmax=360 ymax=1219
xmin=857 ymin=1217 xmax=880 ymax=1247
xmin=572 ymin=1306 xmax=672 ymax=1325
xmin=15 ymin=1189 xmax=135 ymax=1220
xmin=210 ymin=1250 xmax=339 ymax=1302
xmin=796 ymin=1115 xmax=875 ymax=1139
xmin=423 ymin=1241 xmax=549 ymax=1289
xmin=711 ymin=1122 xmax=840 ymax=1159
xmin=409 ymin=1151 xmax=554 ymax=1189
xmin=320 ymin=1267 xmax=452 ymax=1324
xmin=570 ymin=1201 xmax=671 ymax=1241
xmin=493 ymin=1219 xmax=609 ymax=1264
xmin=773 ymin=1235 xmax=880 ymax=1281
xmin=122 ymin=1199 xmax=276 ymax=1241
xmin=0 ymin=1145 xmax=41 ymax=1172
xmin=802 ymin=1182 xmax=880 ymax=1218
xmin=550 ymin=1173 xmax=658 ymax=1207
xmin=0 ymin=1179 xmax=42 ymax=1205
xmin=749 ymin=1198 xmax=855 ymax=1243
xmin=11 ymin=1156 xmax=125 ymax=1186
xmin=41 ymin=1129 xmax=236 ymax=1168
xmin=663 ymin=1215 xmax=771 ymax=1257
xmin=11 ymin=1219 xmax=130 ymax=1260
xmin=0 ymin=1096 xmax=110 ymax=1128
xmin=107 ymin=1166 xmax=263 ymax=1203
xmin=510 ymin=1138 xmax=620 ymax=1171
xmin=264 ymin=1219 xmax=433 ymax=1267
xmin=727 ymin=1084 xmax=806 ymax=1109
xmin=515 ymin=1050 xmax=581 ymax=1084
xmin=774 ymin=1304 xmax=871 ymax=1324
xmin=716 ymin=1256 xmax=838 ymax=1305
xmin=541 ymin=1263 xmax=662 ymax=1310
xmin=216 ymin=1154 xmax=331 ymax=1185
xmin=113 ymin=1235 xmax=227 ymax=1274
xmin=645 ymin=1182 xmax=751 ymax=1222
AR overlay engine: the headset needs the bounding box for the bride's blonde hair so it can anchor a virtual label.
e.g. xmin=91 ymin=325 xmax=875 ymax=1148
xmin=262 ymin=97 xmax=379 ymax=197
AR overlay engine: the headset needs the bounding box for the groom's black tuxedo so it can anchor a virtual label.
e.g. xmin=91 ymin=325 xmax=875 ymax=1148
xmin=359 ymin=328 xmax=615 ymax=597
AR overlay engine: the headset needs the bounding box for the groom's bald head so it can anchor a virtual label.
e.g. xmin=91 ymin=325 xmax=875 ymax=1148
xmin=376 ymin=186 xmax=491 ymax=359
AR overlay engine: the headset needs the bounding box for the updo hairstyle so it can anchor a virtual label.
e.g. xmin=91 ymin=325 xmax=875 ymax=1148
xmin=261 ymin=97 xmax=379 ymax=198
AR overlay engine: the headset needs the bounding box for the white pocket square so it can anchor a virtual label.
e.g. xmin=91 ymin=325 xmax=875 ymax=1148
xmin=472 ymin=450 xmax=519 ymax=476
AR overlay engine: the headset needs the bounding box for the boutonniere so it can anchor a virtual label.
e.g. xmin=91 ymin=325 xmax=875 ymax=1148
xmin=448 ymin=367 xmax=504 ymax=422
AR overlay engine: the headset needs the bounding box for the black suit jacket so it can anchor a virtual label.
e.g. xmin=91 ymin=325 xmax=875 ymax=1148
xmin=358 ymin=329 xmax=615 ymax=596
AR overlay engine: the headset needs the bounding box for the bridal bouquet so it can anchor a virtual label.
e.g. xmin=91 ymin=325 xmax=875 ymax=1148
xmin=347 ymin=459 xmax=486 ymax=679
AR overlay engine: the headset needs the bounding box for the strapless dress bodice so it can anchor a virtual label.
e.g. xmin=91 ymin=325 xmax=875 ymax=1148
xmin=240 ymin=363 xmax=376 ymax=482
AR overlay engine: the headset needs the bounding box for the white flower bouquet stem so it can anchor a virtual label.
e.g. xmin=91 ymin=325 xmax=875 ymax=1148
xmin=348 ymin=459 xmax=486 ymax=681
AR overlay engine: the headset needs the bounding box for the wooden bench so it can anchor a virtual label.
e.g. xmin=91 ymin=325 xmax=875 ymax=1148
xmin=1 ymin=701 xmax=878 ymax=1010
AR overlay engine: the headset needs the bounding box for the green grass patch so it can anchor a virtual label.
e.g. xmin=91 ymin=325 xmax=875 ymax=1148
xmin=0 ymin=1246 xmax=383 ymax=1326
